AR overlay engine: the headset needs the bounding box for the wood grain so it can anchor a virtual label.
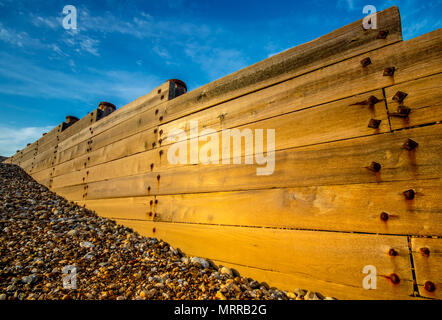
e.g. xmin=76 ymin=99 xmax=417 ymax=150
xmin=411 ymin=237 xmax=442 ymax=299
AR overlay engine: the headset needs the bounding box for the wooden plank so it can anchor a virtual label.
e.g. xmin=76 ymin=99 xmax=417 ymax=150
xmin=31 ymin=167 xmax=53 ymax=185
xmin=49 ymin=89 xmax=389 ymax=187
xmin=77 ymin=124 xmax=441 ymax=199
xmin=77 ymin=179 xmax=442 ymax=236
xmin=114 ymin=219 xmax=413 ymax=300
xmin=76 ymin=197 xmax=155 ymax=221
xmin=411 ymin=237 xmax=442 ymax=299
xmin=385 ymin=73 xmax=442 ymax=130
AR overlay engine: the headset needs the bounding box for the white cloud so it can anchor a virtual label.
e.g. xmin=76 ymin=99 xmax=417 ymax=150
xmin=0 ymin=125 xmax=55 ymax=157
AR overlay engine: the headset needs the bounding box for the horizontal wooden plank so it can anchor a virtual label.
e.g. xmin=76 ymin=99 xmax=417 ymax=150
xmin=114 ymin=219 xmax=413 ymax=300
xmin=385 ymin=73 xmax=442 ymax=130
xmin=411 ymin=237 xmax=442 ymax=299
xmin=50 ymin=89 xmax=390 ymax=188
xmin=76 ymin=197 xmax=155 ymax=221
xmin=76 ymin=179 xmax=442 ymax=236
xmin=66 ymin=124 xmax=442 ymax=200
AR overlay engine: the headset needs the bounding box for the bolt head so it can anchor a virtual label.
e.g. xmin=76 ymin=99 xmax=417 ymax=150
xmin=424 ymin=281 xmax=436 ymax=292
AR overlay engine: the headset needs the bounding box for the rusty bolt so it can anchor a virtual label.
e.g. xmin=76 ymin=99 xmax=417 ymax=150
xmin=155 ymin=109 xmax=159 ymax=115
xmin=152 ymin=228 xmax=156 ymax=233
xmin=403 ymin=138 xmax=418 ymax=151
xmin=388 ymin=106 xmax=411 ymax=118
xmin=148 ymin=211 xmax=152 ymax=217
xmin=424 ymin=281 xmax=436 ymax=292
xmin=388 ymin=248 xmax=398 ymax=256
xmin=150 ymin=200 xmax=153 ymax=205
xmin=368 ymin=96 xmax=380 ymax=106
xmin=147 ymin=186 xmax=151 ymax=192
xmin=157 ymin=174 xmax=160 ymax=181
xmin=367 ymin=161 xmax=381 ymax=172
xmin=368 ymin=119 xmax=382 ymax=129
xmin=403 ymin=189 xmax=415 ymax=200
xmin=392 ymin=91 xmax=408 ymax=103
xmin=150 ymin=163 xmax=154 ymax=170
xmin=389 ymin=273 xmax=400 ymax=285
xmin=159 ymin=116 xmax=163 ymax=121
xmin=361 ymin=57 xmax=372 ymax=67
xmin=159 ymin=150 xmax=164 ymax=156
xmin=380 ymin=212 xmax=389 ymax=221
xmin=154 ymin=128 xmax=158 ymax=134
xmin=377 ymin=30 xmax=389 ymax=39
xmin=383 ymin=67 xmax=396 ymax=76
xmin=159 ymin=129 xmax=163 ymax=135
xmin=420 ymin=247 xmax=430 ymax=257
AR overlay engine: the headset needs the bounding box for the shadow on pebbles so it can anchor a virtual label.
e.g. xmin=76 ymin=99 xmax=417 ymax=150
xmin=0 ymin=163 xmax=335 ymax=300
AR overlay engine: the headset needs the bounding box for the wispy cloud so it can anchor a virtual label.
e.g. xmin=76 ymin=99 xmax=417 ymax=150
xmin=0 ymin=125 xmax=55 ymax=156
xmin=0 ymin=52 xmax=161 ymax=105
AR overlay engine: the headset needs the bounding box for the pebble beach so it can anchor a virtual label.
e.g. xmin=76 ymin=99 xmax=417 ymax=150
xmin=0 ymin=163 xmax=334 ymax=300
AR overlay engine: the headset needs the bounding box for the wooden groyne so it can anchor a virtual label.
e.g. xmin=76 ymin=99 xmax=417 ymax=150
xmin=5 ymin=6 xmax=442 ymax=299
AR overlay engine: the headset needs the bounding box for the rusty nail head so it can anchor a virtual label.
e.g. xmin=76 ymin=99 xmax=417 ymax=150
xmin=389 ymin=248 xmax=398 ymax=256
xmin=152 ymin=142 xmax=156 ymax=147
xmin=361 ymin=57 xmax=371 ymax=67
xmin=159 ymin=139 xmax=162 ymax=144
xmin=368 ymin=119 xmax=382 ymax=129
xmin=157 ymin=89 xmax=161 ymax=94
xmin=150 ymin=200 xmax=153 ymax=205
xmin=154 ymin=128 xmax=158 ymax=134
xmin=159 ymin=129 xmax=163 ymax=135
xmin=147 ymin=186 xmax=151 ymax=191
xmin=380 ymin=212 xmax=389 ymax=221
xmin=403 ymin=189 xmax=415 ymax=200
xmin=420 ymin=247 xmax=430 ymax=257
xmin=368 ymin=96 xmax=380 ymax=105
xmin=389 ymin=273 xmax=400 ymax=284
xmin=424 ymin=281 xmax=436 ymax=292
xmin=392 ymin=91 xmax=408 ymax=103
xmin=377 ymin=30 xmax=389 ymax=39
xmin=403 ymin=138 xmax=418 ymax=151
xmin=157 ymin=174 xmax=160 ymax=181
xmin=150 ymin=163 xmax=154 ymax=170
xmin=383 ymin=67 xmax=395 ymax=76
xmin=159 ymin=150 xmax=164 ymax=156
xmin=159 ymin=116 xmax=163 ymax=121
xmin=155 ymin=199 xmax=158 ymax=204
xmin=368 ymin=161 xmax=381 ymax=172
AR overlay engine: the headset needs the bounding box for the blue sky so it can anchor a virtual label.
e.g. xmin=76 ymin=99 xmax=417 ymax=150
xmin=0 ymin=0 xmax=440 ymax=156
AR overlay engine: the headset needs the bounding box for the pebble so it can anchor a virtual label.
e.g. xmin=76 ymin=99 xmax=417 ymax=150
xmin=220 ymin=266 xmax=233 ymax=277
xmin=0 ymin=163 xmax=332 ymax=300
xmin=190 ymin=257 xmax=210 ymax=269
